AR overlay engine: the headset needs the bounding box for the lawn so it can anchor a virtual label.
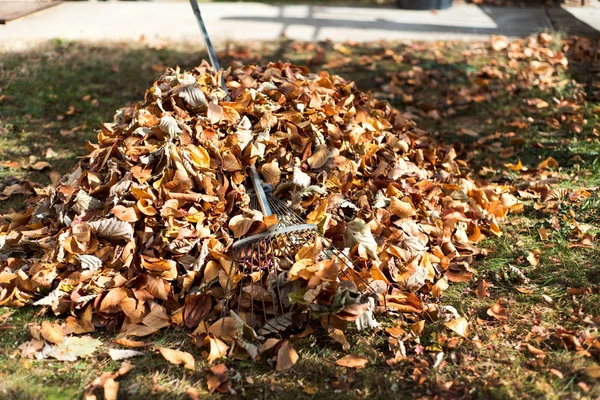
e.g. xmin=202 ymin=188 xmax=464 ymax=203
xmin=1 ymin=35 xmax=599 ymax=399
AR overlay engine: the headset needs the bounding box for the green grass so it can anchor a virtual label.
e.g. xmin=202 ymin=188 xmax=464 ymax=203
xmin=1 ymin=37 xmax=600 ymax=399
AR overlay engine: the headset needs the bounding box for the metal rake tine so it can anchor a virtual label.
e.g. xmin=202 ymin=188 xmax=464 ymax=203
xmin=298 ymin=229 xmax=377 ymax=294
xmin=222 ymin=246 xmax=240 ymax=319
xmin=272 ymin=235 xmax=293 ymax=316
xmin=256 ymin=240 xmax=269 ymax=327
xmin=235 ymin=251 xmax=248 ymax=319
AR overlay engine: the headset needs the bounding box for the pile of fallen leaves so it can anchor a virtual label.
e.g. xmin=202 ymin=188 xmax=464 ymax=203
xmin=0 ymin=60 xmax=517 ymax=366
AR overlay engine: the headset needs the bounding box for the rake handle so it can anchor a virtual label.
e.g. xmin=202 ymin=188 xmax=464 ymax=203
xmin=189 ymin=0 xmax=231 ymax=101
xmin=189 ymin=1 xmax=269 ymax=217
xmin=249 ymin=165 xmax=274 ymax=217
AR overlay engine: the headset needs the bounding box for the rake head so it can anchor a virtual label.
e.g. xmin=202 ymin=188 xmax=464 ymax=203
xmin=220 ymin=167 xmax=377 ymax=335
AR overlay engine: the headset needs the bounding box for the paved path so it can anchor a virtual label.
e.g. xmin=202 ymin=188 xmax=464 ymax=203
xmin=1 ymin=2 xmax=599 ymax=50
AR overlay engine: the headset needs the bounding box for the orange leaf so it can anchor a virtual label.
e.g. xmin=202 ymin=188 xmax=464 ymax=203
xmin=538 ymin=157 xmax=558 ymax=170
xmin=111 ymin=205 xmax=139 ymax=222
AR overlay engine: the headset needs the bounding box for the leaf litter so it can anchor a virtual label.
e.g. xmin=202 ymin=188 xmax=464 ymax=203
xmin=2 ymin=31 xmax=600 ymax=395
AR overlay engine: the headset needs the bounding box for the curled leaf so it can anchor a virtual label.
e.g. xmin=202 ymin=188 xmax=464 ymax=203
xmin=158 ymin=347 xmax=195 ymax=370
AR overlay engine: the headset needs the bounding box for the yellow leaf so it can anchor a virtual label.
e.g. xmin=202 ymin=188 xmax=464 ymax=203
xmin=538 ymin=156 xmax=558 ymax=170
xmin=503 ymin=159 xmax=523 ymax=171
xmin=537 ymin=228 xmax=551 ymax=241
xmin=410 ymin=320 xmax=425 ymax=336
xmin=289 ymin=259 xmax=317 ymax=281
xmin=186 ymin=145 xmax=211 ymax=169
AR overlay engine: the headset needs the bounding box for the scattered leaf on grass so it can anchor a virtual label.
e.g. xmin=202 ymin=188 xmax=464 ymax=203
xmin=487 ymin=302 xmax=509 ymax=321
xmin=50 ymin=336 xmax=102 ymax=361
xmin=207 ymin=334 xmax=229 ymax=363
xmin=276 ymin=341 xmax=299 ymax=371
xmin=113 ymin=338 xmax=146 ymax=348
xmin=328 ymin=328 xmax=350 ymax=352
xmin=40 ymin=321 xmax=65 ymax=344
xmin=476 ymin=279 xmax=490 ymax=298
xmin=586 ymin=365 xmax=600 ymax=379
xmin=29 ymin=161 xmax=52 ymax=171
xmin=158 ymin=347 xmax=195 ymax=370
xmin=206 ymin=363 xmax=231 ymax=394
xmin=444 ymin=317 xmax=469 ymax=339
xmin=335 ymin=354 xmax=368 ymax=369
xmin=109 ymin=348 xmax=144 ymax=361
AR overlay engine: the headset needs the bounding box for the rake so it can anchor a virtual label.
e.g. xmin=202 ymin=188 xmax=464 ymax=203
xmin=189 ymin=1 xmax=378 ymax=334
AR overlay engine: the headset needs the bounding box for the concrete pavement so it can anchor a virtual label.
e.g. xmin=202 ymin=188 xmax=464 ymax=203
xmin=1 ymin=2 xmax=599 ymax=50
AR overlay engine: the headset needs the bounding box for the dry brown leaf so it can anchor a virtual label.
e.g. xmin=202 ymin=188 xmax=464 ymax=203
xmin=538 ymin=157 xmax=558 ymax=170
xmin=206 ymin=363 xmax=231 ymax=394
xmin=487 ymin=302 xmax=509 ymax=321
xmin=327 ymin=328 xmax=350 ymax=352
xmin=40 ymin=321 xmax=65 ymax=344
xmin=388 ymin=197 xmax=416 ymax=218
xmin=183 ymin=294 xmax=212 ymax=329
xmin=335 ymin=354 xmax=368 ymax=369
xmin=586 ymin=365 xmax=600 ymax=379
xmin=111 ymin=205 xmax=139 ymax=222
xmin=158 ymin=347 xmax=195 ymax=370
xmin=524 ymin=343 xmax=546 ymax=356
xmin=113 ymin=338 xmax=146 ymax=348
xmin=261 ymin=160 xmax=281 ymax=184
xmin=207 ymin=103 xmax=223 ymax=124
xmin=431 ymin=275 xmax=448 ymax=298
xmin=276 ymin=341 xmax=299 ymax=372
xmin=29 ymin=161 xmax=52 ymax=171
xmin=537 ymin=228 xmax=551 ymax=241
xmin=410 ymin=320 xmax=425 ymax=336
xmin=307 ymin=144 xmax=329 ymax=169
xmin=444 ymin=317 xmax=469 ymax=338
xmin=208 ymin=334 xmax=229 ymax=363
xmin=475 ymin=279 xmax=490 ymax=298
xmin=104 ymin=378 xmax=119 ymax=400
xmin=490 ymin=35 xmax=509 ymax=51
